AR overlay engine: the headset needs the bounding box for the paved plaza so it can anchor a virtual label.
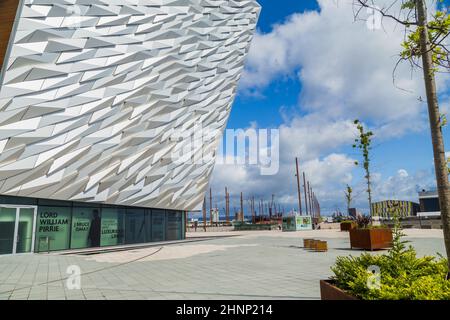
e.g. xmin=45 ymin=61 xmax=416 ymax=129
xmin=0 ymin=229 xmax=446 ymax=300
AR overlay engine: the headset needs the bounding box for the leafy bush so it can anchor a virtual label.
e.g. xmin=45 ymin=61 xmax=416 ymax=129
xmin=330 ymin=213 xmax=450 ymax=300
xmin=356 ymin=215 xmax=371 ymax=228
xmin=352 ymin=214 xmax=388 ymax=229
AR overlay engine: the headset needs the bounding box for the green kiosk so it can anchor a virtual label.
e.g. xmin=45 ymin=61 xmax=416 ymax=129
xmin=282 ymin=215 xmax=313 ymax=232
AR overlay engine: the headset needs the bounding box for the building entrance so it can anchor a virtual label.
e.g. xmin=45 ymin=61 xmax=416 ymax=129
xmin=0 ymin=205 xmax=37 ymax=254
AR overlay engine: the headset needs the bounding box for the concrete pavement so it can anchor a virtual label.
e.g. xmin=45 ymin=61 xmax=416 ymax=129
xmin=0 ymin=229 xmax=445 ymax=300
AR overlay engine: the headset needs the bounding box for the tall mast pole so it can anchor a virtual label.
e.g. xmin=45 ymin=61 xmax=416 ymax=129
xmin=240 ymin=192 xmax=244 ymax=222
xmin=295 ymin=158 xmax=303 ymax=215
xmin=312 ymin=192 xmax=317 ymax=218
xmin=209 ymin=187 xmax=212 ymax=226
xmin=252 ymin=196 xmax=255 ymax=223
xmin=202 ymin=196 xmax=207 ymax=232
xmin=303 ymin=172 xmax=309 ymax=215
xmin=225 ymin=187 xmax=229 ymax=225
xmin=185 ymin=210 xmax=188 ymax=237
xmin=307 ymin=181 xmax=313 ymax=217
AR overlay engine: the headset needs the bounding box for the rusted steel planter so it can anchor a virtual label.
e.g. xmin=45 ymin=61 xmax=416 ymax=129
xmin=349 ymin=228 xmax=393 ymax=251
xmin=340 ymin=221 xmax=357 ymax=231
xmin=320 ymin=280 xmax=358 ymax=300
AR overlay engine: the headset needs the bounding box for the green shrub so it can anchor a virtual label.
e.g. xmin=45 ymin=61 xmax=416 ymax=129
xmin=331 ymin=248 xmax=449 ymax=299
xmin=355 ymin=215 xmax=371 ymax=228
xmin=330 ymin=210 xmax=450 ymax=300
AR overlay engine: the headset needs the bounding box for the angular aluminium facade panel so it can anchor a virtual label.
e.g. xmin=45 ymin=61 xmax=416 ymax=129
xmin=0 ymin=0 xmax=260 ymax=211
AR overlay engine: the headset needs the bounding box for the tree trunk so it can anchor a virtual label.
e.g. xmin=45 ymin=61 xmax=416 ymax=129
xmin=367 ymin=174 xmax=372 ymax=216
xmin=416 ymin=0 xmax=450 ymax=278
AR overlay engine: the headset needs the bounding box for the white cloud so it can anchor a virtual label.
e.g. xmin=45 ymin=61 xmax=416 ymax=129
xmin=371 ymin=169 xmax=435 ymax=202
xmin=210 ymin=152 xmax=356 ymax=214
xmin=279 ymin=115 xmax=357 ymax=161
xmin=208 ymin=0 xmax=448 ymax=216
xmin=242 ymin=0 xmax=449 ymax=136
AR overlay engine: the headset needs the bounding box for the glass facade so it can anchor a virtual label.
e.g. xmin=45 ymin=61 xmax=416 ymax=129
xmin=124 ymin=208 xmax=146 ymax=244
xmin=71 ymin=207 xmax=100 ymax=249
xmin=16 ymin=208 xmax=35 ymax=254
xmin=0 ymin=195 xmax=185 ymax=254
xmin=36 ymin=206 xmax=72 ymax=252
xmin=166 ymin=210 xmax=183 ymax=241
xmin=420 ymin=197 xmax=440 ymax=212
xmin=152 ymin=209 xmax=166 ymax=242
xmin=100 ymin=208 xmax=125 ymax=247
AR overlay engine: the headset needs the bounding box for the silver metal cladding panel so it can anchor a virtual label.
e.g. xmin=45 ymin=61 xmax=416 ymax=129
xmin=0 ymin=0 xmax=260 ymax=211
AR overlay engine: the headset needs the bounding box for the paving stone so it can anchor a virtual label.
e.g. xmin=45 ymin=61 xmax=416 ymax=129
xmin=0 ymin=230 xmax=446 ymax=300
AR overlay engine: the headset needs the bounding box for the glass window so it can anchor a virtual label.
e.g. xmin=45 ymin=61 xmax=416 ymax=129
xmin=422 ymin=198 xmax=440 ymax=212
xmin=101 ymin=208 xmax=125 ymax=247
xmin=144 ymin=210 xmax=152 ymax=242
xmin=166 ymin=211 xmax=182 ymax=241
xmin=181 ymin=211 xmax=185 ymax=239
xmin=36 ymin=206 xmax=71 ymax=252
xmin=16 ymin=208 xmax=35 ymax=254
xmin=38 ymin=198 xmax=70 ymax=207
xmin=71 ymin=207 xmax=101 ymax=249
xmin=0 ymin=207 xmax=16 ymax=255
xmin=152 ymin=209 xmax=166 ymax=242
xmin=0 ymin=196 xmax=36 ymax=206
xmin=124 ymin=208 xmax=146 ymax=244
xmin=73 ymin=201 xmax=99 ymax=208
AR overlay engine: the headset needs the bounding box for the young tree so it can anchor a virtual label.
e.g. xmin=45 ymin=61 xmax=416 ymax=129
xmin=344 ymin=184 xmax=354 ymax=214
xmin=353 ymin=0 xmax=450 ymax=278
xmin=353 ymin=120 xmax=374 ymax=216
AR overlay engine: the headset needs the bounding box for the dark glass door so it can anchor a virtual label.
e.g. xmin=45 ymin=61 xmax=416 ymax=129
xmin=0 ymin=207 xmax=16 ymax=254
xmin=16 ymin=208 xmax=35 ymax=253
xmin=0 ymin=206 xmax=36 ymax=254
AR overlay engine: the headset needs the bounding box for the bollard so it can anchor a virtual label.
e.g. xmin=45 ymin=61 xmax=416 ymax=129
xmin=315 ymin=240 xmax=328 ymax=252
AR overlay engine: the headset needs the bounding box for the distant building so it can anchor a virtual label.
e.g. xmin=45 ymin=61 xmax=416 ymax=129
xmin=418 ymin=190 xmax=441 ymax=217
xmin=371 ymin=200 xmax=420 ymax=219
xmin=348 ymin=208 xmax=362 ymax=218
xmin=348 ymin=208 xmax=356 ymax=218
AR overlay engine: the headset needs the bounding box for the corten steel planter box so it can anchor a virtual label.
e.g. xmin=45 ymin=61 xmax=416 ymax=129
xmin=340 ymin=221 xmax=357 ymax=231
xmin=320 ymin=280 xmax=358 ymax=300
xmin=349 ymin=228 xmax=393 ymax=251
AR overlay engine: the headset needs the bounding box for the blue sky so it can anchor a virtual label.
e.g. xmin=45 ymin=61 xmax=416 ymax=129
xmin=208 ymin=0 xmax=450 ymax=216
xmin=228 ymin=0 xmax=318 ymax=129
